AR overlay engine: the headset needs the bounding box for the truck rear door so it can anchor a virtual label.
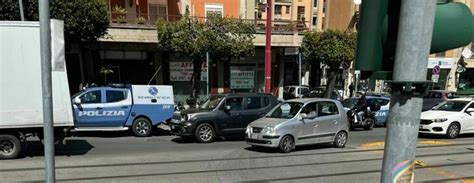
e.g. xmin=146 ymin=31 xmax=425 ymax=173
xmin=102 ymin=89 xmax=132 ymax=126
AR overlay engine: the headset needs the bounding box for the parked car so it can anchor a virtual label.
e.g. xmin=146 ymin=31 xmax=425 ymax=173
xmin=169 ymin=93 xmax=279 ymax=143
xmin=305 ymin=86 xmax=343 ymax=101
xmin=342 ymin=96 xmax=390 ymax=126
xmin=419 ymin=98 xmax=474 ymax=139
xmin=422 ymin=90 xmax=456 ymax=111
xmin=245 ymin=98 xmax=349 ymax=153
xmin=283 ymin=85 xmax=310 ymax=100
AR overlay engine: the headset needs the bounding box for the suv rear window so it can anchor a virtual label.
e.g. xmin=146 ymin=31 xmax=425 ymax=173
xmin=246 ymin=97 xmax=261 ymax=110
xmin=263 ymin=97 xmax=270 ymax=107
xmin=225 ymin=97 xmax=243 ymax=111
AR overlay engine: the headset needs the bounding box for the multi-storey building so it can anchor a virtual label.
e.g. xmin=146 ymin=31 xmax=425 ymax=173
xmin=69 ymin=0 xmax=322 ymax=102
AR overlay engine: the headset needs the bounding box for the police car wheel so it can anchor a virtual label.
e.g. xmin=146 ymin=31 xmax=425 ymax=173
xmin=132 ymin=118 xmax=152 ymax=137
xmin=0 ymin=134 xmax=22 ymax=159
xmin=195 ymin=123 xmax=215 ymax=143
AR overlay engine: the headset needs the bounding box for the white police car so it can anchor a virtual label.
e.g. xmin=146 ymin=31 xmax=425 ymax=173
xmin=71 ymin=85 xmax=174 ymax=137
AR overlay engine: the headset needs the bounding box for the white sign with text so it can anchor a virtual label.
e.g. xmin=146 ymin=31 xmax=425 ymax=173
xmin=170 ymin=62 xmax=208 ymax=81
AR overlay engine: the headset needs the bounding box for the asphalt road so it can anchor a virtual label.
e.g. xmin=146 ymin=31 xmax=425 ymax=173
xmin=1 ymin=126 xmax=473 ymax=183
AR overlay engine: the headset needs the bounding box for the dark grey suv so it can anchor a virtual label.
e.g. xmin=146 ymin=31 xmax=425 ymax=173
xmin=169 ymin=93 xmax=279 ymax=143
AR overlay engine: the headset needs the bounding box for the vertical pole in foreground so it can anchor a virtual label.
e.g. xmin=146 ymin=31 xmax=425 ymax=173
xmin=19 ymin=0 xmax=25 ymax=21
xmin=39 ymin=0 xmax=56 ymax=182
xmin=264 ymin=0 xmax=272 ymax=93
xmin=298 ymin=49 xmax=302 ymax=87
xmin=206 ymin=52 xmax=210 ymax=97
xmin=381 ymin=0 xmax=436 ymax=182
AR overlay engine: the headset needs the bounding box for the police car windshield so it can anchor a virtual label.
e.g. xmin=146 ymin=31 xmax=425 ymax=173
xmin=200 ymin=96 xmax=224 ymax=110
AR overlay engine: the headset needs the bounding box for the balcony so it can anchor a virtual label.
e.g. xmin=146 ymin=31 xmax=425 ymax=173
xmin=275 ymin=0 xmax=292 ymax=5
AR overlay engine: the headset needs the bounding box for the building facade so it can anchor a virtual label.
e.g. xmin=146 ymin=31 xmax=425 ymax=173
xmin=68 ymin=0 xmax=321 ymax=103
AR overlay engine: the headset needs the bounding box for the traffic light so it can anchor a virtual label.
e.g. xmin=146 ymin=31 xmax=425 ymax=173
xmin=355 ymin=0 xmax=474 ymax=80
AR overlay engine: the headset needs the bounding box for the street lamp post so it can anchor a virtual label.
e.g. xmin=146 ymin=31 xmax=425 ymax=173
xmin=264 ymin=0 xmax=272 ymax=94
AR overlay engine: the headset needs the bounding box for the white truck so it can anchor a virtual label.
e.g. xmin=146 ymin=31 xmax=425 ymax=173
xmin=0 ymin=21 xmax=174 ymax=159
xmin=0 ymin=20 xmax=73 ymax=159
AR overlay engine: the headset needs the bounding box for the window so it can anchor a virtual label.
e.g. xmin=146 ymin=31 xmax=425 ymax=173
xmin=312 ymin=17 xmax=317 ymax=26
xmin=106 ymin=90 xmax=126 ymax=103
xmin=246 ymin=97 xmax=262 ymax=110
xmin=205 ymin=4 xmax=223 ymax=18
xmin=301 ymin=102 xmax=318 ymax=116
xmin=285 ymin=6 xmax=290 ymax=14
xmin=298 ymin=88 xmax=309 ymax=95
xmin=267 ymin=102 xmax=304 ymax=119
xmin=80 ymin=90 xmax=101 ymax=104
xmin=368 ymin=98 xmax=389 ymax=106
xmin=435 ymin=52 xmax=446 ymax=57
xmin=297 ymin=6 xmax=305 ymax=20
xmin=317 ymin=102 xmax=339 ymax=116
xmin=275 ymin=5 xmax=282 ymax=15
xmin=225 ymin=97 xmax=243 ymax=111
xmin=467 ymin=103 xmax=474 ymax=110
xmin=149 ymin=5 xmax=167 ymax=23
xmin=314 ymin=0 xmax=318 ymax=7
xmin=263 ymin=97 xmax=270 ymax=107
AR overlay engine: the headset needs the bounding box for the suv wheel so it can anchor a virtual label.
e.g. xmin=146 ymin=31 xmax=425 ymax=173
xmin=446 ymin=123 xmax=460 ymax=139
xmin=278 ymin=135 xmax=294 ymax=153
xmin=195 ymin=123 xmax=215 ymax=143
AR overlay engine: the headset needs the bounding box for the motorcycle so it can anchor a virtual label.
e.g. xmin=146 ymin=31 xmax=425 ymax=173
xmin=174 ymin=101 xmax=185 ymax=112
xmin=347 ymin=104 xmax=380 ymax=131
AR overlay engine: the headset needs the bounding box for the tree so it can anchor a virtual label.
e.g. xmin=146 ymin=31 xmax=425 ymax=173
xmin=302 ymin=30 xmax=357 ymax=98
xmin=157 ymin=15 xmax=207 ymax=100
xmin=205 ymin=14 xmax=256 ymax=62
xmin=0 ymin=0 xmax=109 ymax=43
xmin=157 ymin=14 xmax=255 ymax=100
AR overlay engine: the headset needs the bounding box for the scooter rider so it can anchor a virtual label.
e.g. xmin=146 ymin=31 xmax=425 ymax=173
xmin=352 ymin=94 xmax=368 ymax=123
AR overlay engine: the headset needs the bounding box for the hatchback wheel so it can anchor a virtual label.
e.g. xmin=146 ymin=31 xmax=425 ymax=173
xmin=446 ymin=123 xmax=460 ymax=139
xmin=195 ymin=123 xmax=215 ymax=143
xmin=278 ymin=135 xmax=294 ymax=153
xmin=333 ymin=131 xmax=347 ymax=148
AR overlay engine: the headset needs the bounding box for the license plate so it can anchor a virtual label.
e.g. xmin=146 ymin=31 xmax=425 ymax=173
xmin=251 ymin=134 xmax=258 ymax=139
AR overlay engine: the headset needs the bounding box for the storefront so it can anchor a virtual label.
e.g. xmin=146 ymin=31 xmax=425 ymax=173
xmin=457 ymin=58 xmax=474 ymax=95
xmin=426 ymin=58 xmax=454 ymax=90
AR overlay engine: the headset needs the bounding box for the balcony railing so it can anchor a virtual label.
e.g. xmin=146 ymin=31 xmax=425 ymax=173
xmin=107 ymin=13 xmax=310 ymax=34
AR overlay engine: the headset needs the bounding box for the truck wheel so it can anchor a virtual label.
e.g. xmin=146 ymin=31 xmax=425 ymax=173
xmin=194 ymin=123 xmax=215 ymax=143
xmin=0 ymin=134 xmax=22 ymax=159
xmin=132 ymin=118 xmax=153 ymax=137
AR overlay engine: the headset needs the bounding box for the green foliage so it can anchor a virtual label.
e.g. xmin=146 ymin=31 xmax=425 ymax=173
xmin=302 ymin=30 xmax=357 ymax=69
xmin=156 ymin=14 xmax=256 ymax=97
xmin=0 ymin=0 xmax=109 ymax=43
xmin=157 ymin=15 xmax=256 ymax=60
xmin=205 ymin=14 xmax=256 ymax=59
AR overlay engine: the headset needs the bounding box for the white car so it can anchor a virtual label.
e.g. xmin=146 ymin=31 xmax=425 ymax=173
xmin=419 ymin=98 xmax=474 ymax=138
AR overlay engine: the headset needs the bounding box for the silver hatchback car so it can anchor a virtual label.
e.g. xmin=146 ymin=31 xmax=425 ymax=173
xmin=246 ymin=98 xmax=349 ymax=153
